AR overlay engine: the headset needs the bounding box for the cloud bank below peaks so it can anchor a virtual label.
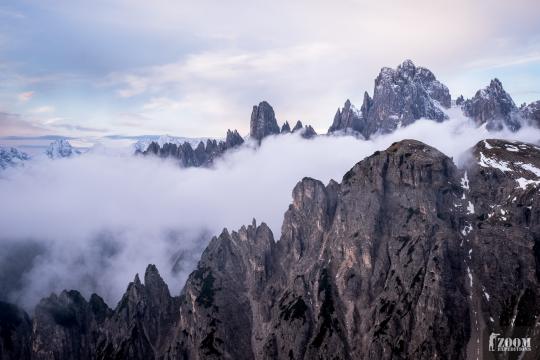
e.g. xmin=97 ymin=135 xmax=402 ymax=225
xmin=0 ymin=111 xmax=539 ymax=310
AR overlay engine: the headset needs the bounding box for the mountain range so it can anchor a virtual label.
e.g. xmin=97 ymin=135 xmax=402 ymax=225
xmin=2 ymin=60 xmax=539 ymax=172
xmin=1 ymin=60 xmax=540 ymax=359
xmin=140 ymin=60 xmax=540 ymax=167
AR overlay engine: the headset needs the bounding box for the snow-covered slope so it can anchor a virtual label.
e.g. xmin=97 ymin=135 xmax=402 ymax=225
xmin=0 ymin=147 xmax=30 ymax=170
xmin=45 ymin=139 xmax=82 ymax=159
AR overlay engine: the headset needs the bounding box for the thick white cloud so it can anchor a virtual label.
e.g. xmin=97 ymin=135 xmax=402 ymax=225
xmin=1 ymin=111 xmax=539 ymax=310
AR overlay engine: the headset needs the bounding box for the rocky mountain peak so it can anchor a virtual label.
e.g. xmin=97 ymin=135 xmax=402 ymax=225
xmin=369 ymin=60 xmax=451 ymax=131
xmin=281 ymin=121 xmax=291 ymax=133
xmin=290 ymin=120 xmax=317 ymax=138
xmin=329 ymin=60 xmax=451 ymax=138
xmin=292 ymin=120 xmax=304 ymax=132
xmin=463 ymin=78 xmax=520 ymax=131
xmin=250 ymin=101 xmax=280 ymax=141
xmin=396 ymin=58 xmax=417 ymax=78
xmin=225 ymin=129 xmax=244 ymax=148
xmin=278 ymin=119 xmax=317 ymax=138
xmin=328 ymin=99 xmax=365 ymax=135
xmin=143 ymin=264 xmax=171 ymax=300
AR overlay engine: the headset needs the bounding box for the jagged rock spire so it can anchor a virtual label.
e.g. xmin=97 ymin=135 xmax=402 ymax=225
xmin=249 ymin=101 xmax=280 ymax=141
xmin=280 ymin=121 xmax=291 ymax=133
xmin=328 ymin=59 xmax=451 ymax=138
xmin=463 ymin=78 xmax=520 ymax=131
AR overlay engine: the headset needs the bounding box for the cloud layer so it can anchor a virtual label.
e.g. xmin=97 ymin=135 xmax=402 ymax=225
xmin=1 ymin=110 xmax=540 ymax=311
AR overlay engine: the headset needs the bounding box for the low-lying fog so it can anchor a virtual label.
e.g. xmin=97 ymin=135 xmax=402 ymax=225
xmin=1 ymin=112 xmax=539 ymax=311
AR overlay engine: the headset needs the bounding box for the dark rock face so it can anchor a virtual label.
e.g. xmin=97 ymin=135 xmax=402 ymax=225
xmin=18 ymin=266 xmax=180 ymax=360
xmin=280 ymin=121 xmax=291 ymax=133
xmin=301 ymin=125 xmax=317 ymax=139
xmin=463 ymin=139 xmax=540 ymax=360
xmin=329 ymin=60 xmax=451 ymax=137
xmin=6 ymin=139 xmax=540 ymax=359
xmin=142 ymin=129 xmax=244 ymax=167
xmin=31 ymin=291 xmax=110 ymax=360
xmin=463 ymin=79 xmax=522 ymax=131
xmin=250 ymin=101 xmax=280 ymax=142
xmin=0 ymin=302 xmax=31 ymax=360
xmin=95 ymin=265 xmax=180 ymax=359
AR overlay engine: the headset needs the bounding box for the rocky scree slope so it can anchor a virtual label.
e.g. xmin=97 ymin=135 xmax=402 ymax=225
xmin=1 ymin=139 xmax=540 ymax=359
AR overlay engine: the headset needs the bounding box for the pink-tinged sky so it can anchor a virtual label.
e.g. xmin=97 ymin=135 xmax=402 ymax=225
xmin=0 ymin=0 xmax=539 ymax=138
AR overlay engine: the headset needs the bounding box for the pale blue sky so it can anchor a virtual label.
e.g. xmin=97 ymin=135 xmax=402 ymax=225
xmin=1 ymin=0 xmax=539 ymax=138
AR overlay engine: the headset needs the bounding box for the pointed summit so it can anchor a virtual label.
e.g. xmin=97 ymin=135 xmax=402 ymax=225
xmin=292 ymin=120 xmax=304 ymax=132
xmin=328 ymin=60 xmax=450 ymax=137
xmin=328 ymin=99 xmax=365 ymax=135
xmin=280 ymin=121 xmax=291 ymax=133
xmin=463 ymin=78 xmax=519 ymax=131
xmin=249 ymin=101 xmax=280 ymax=142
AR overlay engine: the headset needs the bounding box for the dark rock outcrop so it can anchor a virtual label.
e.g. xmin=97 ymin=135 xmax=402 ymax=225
xmin=250 ymin=101 xmax=280 ymax=142
xmin=95 ymin=265 xmax=180 ymax=359
xmin=31 ymin=291 xmax=110 ymax=360
xmin=329 ymin=60 xmax=451 ymax=137
xmin=249 ymin=102 xmax=317 ymax=141
xmin=291 ymin=120 xmax=317 ymax=139
xmin=0 ymin=302 xmax=31 ymax=360
xmin=328 ymin=99 xmax=367 ymax=136
xmin=463 ymin=79 xmax=522 ymax=131
xmin=5 ymin=139 xmax=540 ymax=359
xmin=280 ymin=121 xmax=291 ymax=133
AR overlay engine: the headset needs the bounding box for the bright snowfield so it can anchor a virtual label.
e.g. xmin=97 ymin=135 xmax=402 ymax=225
xmin=1 ymin=108 xmax=540 ymax=310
